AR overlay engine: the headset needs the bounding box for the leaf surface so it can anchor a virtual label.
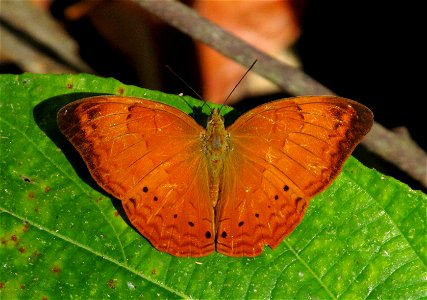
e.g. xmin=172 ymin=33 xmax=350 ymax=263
xmin=1 ymin=73 xmax=425 ymax=299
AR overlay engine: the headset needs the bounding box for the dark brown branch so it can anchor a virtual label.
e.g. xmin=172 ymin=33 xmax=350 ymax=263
xmin=0 ymin=1 xmax=92 ymax=73
xmin=136 ymin=0 xmax=427 ymax=188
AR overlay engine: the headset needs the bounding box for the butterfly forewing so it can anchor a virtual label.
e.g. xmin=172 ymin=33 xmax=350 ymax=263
xmin=215 ymin=96 xmax=373 ymax=256
xmin=57 ymin=96 xmax=215 ymax=257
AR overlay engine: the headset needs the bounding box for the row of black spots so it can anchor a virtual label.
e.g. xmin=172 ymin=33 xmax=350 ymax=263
xmin=270 ymin=184 xmax=290 ymax=202
xmin=218 ymin=217 xmax=263 ymax=239
xmin=142 ymin=186 xmax=159 ymax=202
xmin=142 ymin=185 xmax=214 ymax=241
xmin=169 ymin=212 xmax=214 ymax=240
xmin=185 ymin=219 xmax=213 ymax=240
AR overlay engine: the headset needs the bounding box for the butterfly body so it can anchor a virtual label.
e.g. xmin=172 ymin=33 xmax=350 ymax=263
xmin=57 ymin=95 xmax=373 ymax=257
xmin=202 ymin=108 xmax=231 ymax=207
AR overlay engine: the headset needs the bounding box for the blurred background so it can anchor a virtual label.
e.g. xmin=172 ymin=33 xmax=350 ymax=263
xmin=1 ymin=0 xmax=425 ymax=191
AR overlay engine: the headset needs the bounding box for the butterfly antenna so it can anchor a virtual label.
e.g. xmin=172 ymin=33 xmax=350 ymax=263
xmin=165 ymin=65 xmax=211 ymax=112
xmin=219 ymin=59 xmax=258 ymax=113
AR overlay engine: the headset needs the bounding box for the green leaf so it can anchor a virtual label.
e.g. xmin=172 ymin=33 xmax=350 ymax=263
xmin=1 ymin=73 xmax=426 ymax=299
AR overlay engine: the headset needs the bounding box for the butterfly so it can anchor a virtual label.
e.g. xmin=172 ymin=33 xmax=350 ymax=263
xmin=57 ymin=95 xmax=373 ymax=257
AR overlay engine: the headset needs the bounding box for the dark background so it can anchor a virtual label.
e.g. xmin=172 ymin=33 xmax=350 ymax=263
xmin=1 ymin=0 xmax=424 ymax=191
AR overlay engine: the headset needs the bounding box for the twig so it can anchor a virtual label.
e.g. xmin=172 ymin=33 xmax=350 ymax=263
xmin=136 ymin=0 xmax=427 ymax=188
xmin=0 ymin=1 xmax=92 ymax=73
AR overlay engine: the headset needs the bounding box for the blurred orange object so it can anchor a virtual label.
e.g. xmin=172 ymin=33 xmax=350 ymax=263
xmin=194 ymin=0 xmax=304 ymax=104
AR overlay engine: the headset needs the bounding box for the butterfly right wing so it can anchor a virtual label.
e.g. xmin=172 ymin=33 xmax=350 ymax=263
xmin=57 ymin=96 xmax=215 ymax=257
xmin=215 ymin=96 xmax=373 ymax=256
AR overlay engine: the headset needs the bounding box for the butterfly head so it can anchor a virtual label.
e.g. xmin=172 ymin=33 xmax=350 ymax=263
xmin=207 ymin=108 xmax=225 ymax=126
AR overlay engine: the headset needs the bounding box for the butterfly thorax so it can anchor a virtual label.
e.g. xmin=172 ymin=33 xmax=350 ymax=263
xmin=202 ymin=108 xmax=232 ymax=207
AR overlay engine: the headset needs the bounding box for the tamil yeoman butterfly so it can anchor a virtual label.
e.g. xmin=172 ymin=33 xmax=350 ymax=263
xmin=57 ymin=95 xmax=373 ymax=257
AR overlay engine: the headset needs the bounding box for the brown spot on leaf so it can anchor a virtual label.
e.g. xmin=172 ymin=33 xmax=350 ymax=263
xmin=11 ymin=235 xmax=18 ymax=242
xmin=66 ymin=83 xmax=73 ymax=89
xmin=151 ymin=268 xmax=157 ymax=275
xmin=21 ymin=176 xmax=32 ymax=183
xmin=44 ymin=186 xmax=51 ymax=193
xmin=18 ymin=247 xmax=26 ymax=254
xmin=107 ymin=279 xmax=118 ymax=289
xmin=23 ymin=222 xmax=30 ymax=232
xmin=117 ymin=88 xmax=124 ymax=95
xmin=51 ymin=265 xmax=61 ymax=273
xmin=27 ymin=191 xmax=35 ymax=200
xmin=114 ymin=211 xmax=119 ymax=217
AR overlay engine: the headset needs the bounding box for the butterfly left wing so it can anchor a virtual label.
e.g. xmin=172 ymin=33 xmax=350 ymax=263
xmin=215 ymin=96 xmax=373 ymax=256
xmin=57 ymin=96 xmax=215 ymax=257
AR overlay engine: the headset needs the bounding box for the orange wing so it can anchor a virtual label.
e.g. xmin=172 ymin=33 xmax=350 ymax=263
xmin=57 ymin=96 xmax=215 ymax=257
xmin=215 ymin=96 xmax=373 ymax=256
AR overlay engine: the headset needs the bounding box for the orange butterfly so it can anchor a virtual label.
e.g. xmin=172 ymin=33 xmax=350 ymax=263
xmin=57 ymin=95 xmax=373 ymax=257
